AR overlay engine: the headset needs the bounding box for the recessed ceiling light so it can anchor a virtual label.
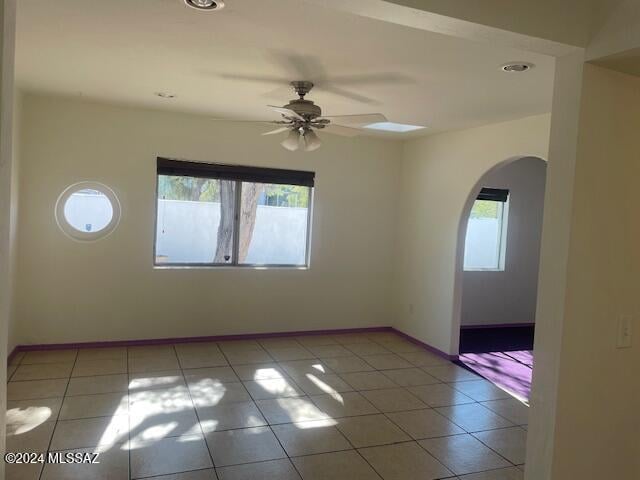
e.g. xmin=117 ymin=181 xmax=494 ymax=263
xmin=155 ymin=92 xmax=176 ymax=99
xmin=363 ymin=122 xmax=426 ymax=133
xmin=183 ymin=0 xmax=225 ymax=11
xmin=501 ymin=62 xmax=534 ymax=73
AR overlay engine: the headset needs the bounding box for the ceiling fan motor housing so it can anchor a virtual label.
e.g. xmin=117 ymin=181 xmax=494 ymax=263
xmin=283 ymin=99 xmax=322 ymax=119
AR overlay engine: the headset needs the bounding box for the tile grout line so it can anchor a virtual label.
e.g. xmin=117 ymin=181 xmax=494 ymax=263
xmin=244 ymin=339 xmax=316 ymax=480
xmin=37 ymin=348 xmax=79 ymax=480
xmin=126 ymin=345 xmax=132 ymax=480
xmin=468 ymin=429 xmax=524 ymax=468
xmin=296 ymin=352 xmax=391 ymax=480
xmin=421 ymin=401 xmax=524 ymax=469
xmin=7 ymin=334 xmax=527 ymax=477
xmin=256 ymin=337 xmax=406 ymax=477
xmin=279 ymin=337 xmax=403 ymax=480
xmin=340 ymin=382 xmax=456 ymax=478
xmin=318 ymin=339 xmax=525 ymax=474
xmin=185 ymin=343 xmax=228 ymax=480
xmin=134 ymin=466 xmax=214 ymax=480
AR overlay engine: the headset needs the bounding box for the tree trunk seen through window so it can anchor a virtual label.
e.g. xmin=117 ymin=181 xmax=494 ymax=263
xmin=238 ymin=182 xmax=264 ymax=261
xmin=189 ymin=178 xmax=208 ymax=201
xmin=158 ymin=175 xmax=266 ymax=264
xmin=213 ymin=181 xmax=235 ymax=263
xmin=213 ymin=182 xmax=264 ymax=263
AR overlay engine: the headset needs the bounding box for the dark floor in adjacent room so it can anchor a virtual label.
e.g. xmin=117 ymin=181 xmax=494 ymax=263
xmin=458 ymin=326 xmax=535 ymax=403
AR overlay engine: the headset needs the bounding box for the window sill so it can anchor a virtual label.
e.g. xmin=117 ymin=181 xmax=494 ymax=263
xmin=153 ymin=265 xmax=309 ymax=270
xmin=464 ymin=268 xmax=505 ymax=272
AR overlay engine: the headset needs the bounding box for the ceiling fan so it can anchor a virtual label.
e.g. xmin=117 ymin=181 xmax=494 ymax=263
xmin=242 ymin=81 xmax=387 ymax=152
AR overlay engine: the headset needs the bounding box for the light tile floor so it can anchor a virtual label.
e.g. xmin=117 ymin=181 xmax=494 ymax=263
xmin=5 ymin=332 xmax=528 ymax=480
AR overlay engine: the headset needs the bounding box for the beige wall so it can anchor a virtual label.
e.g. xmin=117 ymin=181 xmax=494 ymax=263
xmin=548 ymin=63 xmax=640 ymax=479
xmin=394 ymin=114 xmax=550 ymax=354
xmin=461 ymin=156 xmax=546 ymax=326
xmin=14 ymin=94 xmax=402 ymax=345
xmin=524 ymin=52 xmax=586 ymax=480
xmin=12 ymin=95 xmax=555 ymax=354
xmin=11 ymin=48 xmax=639 ymax=480
xmin=7 ymin=88 xmax=19 ymax=353
xmin=0 ymin=0 xmax=16 ymax=473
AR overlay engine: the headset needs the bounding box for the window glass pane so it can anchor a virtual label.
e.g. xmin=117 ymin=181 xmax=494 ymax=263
xmin=239 ymin=182 xmax=310 ymax=265
xmin=63 ymin=189 xmax=113 ymax=233
xmin=155 ymin=175 xmax=235 ymax=264
xmin=463 ymin=199 xmax=505 ymax=270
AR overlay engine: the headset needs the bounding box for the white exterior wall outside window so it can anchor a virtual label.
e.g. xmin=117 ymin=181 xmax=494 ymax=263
xmin=463 ymin=197 xmax=509 ymax=271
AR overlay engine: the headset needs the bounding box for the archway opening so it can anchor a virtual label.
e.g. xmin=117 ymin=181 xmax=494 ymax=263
xmin=453 ymin=156 xmax=547 ymax=404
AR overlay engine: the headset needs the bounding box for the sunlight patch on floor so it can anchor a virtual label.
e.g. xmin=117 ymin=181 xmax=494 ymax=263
xmin=6 ymin=406 xmax=53 ymax=434
xmin=305 ymin=373 xmax=344 ymax=403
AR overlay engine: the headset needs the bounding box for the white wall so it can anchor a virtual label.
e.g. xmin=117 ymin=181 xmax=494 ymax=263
xmin=11 ymin=99 xmax=554 ymax=355
xmin=7 ymin=88 xmax=19 ymax=353
xmin=394 ymin=114 xmax=550 ymax=354
xmin=461 ymin=157 xmax=546 ymax=326
xmin=13 ymin=94 xmax=402 ymax=345
xmin=0 ymin=0 xmax=16 ymax=473
xmin=541 ymin=63 xmax=640 ymax=480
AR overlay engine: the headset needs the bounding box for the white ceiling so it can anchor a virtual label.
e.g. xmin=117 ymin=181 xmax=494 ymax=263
xmin=15 ymin=0 xmax=555 ymax=136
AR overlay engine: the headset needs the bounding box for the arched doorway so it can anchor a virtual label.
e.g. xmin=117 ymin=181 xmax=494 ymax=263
xmin=452 ymin=156 xmax=547 ymax=403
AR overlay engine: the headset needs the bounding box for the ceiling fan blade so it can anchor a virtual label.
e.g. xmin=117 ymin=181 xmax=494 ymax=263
xmin=270 ymin=51 xmax=328 ymax=83
xmin=217 ymin=73 xmax=287 ymax=85
xmin=327 ymin=72 xmax=414 ymax=86
xmin=268 ymin=105 xmax=305 ymax=121
xmin=210 ymin=118 xmax=281 ymax=124
xmin=262 ymin=126 xmax=291 ymax=136
xmin=321 ymin=85 xmax=379 ymax=105
xmin=323 ymin=124 xmax=362 ymax=138
xmin=321 ymin=113 xmax=387 ymax=127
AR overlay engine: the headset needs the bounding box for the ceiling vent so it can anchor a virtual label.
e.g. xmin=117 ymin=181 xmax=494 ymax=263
xmin=184 ymin=0 xmax=225 ymax=11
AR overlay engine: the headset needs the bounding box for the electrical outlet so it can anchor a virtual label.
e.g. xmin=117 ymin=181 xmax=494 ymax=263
xmin=617 ymin=315 xmax=633 ymax=349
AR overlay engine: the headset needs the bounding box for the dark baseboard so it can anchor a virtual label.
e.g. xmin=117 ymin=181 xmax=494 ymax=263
xmin=7 ymin=346 xmax=20 ymax=366
xmin=7 ymin=326 xmax=455 ymax=362
xmin=391 ymin=328 xmax=458 ymax=361
xmin=459 ymin=324 xmax=535 ymax=353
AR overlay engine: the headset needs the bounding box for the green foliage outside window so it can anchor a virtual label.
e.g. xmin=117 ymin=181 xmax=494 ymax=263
xmin=469 ymin=199 xmax=499 ymax=219
xmin=158 ymin=176 xmax=309 ymax=208
xmin=158 ymin=176 xmax=220 ymax=202
xmin=262 ymin=185 xmax=309 ymax=208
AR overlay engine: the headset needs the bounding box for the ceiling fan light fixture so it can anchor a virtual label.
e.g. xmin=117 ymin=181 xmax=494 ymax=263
xmin=303 ymin=130 xmax=322 ymax=152
xmin=281 ymin=130 xmax=300 ymax=151
xmin=183 ymin=0 xmax=224 ymax=11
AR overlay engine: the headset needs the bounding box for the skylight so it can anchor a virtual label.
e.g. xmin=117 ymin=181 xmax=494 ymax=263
xmin=363 ymin=122 xmax=426 ymax=133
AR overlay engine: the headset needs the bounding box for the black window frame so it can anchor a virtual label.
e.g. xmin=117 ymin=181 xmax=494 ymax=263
xmin=477 ymin=187 xmax=509 ymax=203
xmin=154 ymin=158 xmax=315 ymax=268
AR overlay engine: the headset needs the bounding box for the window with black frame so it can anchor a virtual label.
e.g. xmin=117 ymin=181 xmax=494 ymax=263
xmin=463 ymin=187 xmax=510 ymax=271
xmin=154 ymin=158 xmax=314 ymax=267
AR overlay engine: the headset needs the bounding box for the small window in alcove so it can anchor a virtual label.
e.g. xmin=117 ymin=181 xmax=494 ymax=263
xmin=463 ymin=188 xmax=509 ymax=271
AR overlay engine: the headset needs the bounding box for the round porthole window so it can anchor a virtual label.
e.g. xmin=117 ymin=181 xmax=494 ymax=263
xmin=55 ymin=182 xmax=121 ymax=241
